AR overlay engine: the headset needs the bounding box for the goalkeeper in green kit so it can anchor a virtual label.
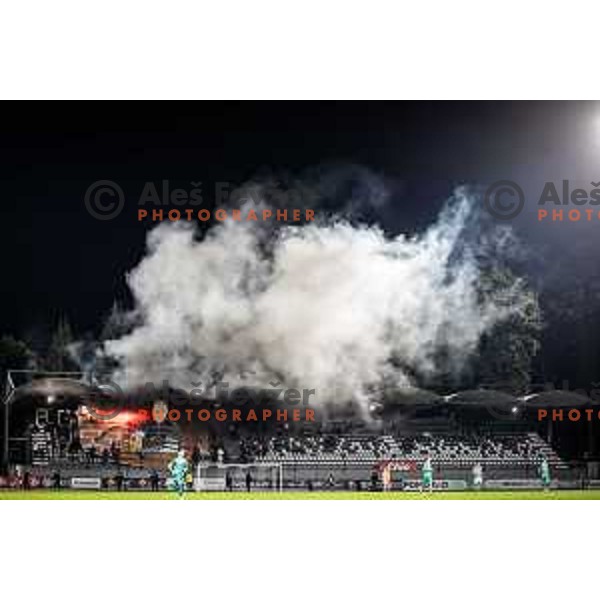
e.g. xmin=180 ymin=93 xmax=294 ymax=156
xmin=421 ymin=454 xmax=433 ymax=492
xmin=169 ymin=449 xmax=190 ymax=499
xmin=540 ymin=456 xmax=551 ymax=491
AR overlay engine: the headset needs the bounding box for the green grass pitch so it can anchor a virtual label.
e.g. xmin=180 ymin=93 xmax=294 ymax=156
xmin=1 ymin=489 xmax=600 ymax=500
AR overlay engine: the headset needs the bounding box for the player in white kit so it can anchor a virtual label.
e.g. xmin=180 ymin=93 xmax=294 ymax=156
xmin=472 ymin=462 xmax=483 ymax=489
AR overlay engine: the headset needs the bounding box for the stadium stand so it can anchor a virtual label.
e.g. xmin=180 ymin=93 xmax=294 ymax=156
xmin=2 ymin=374 xmax=585 ymax=491
xmin=243 ymin=432 xmax=562 ymax=466
xmin=235 ymin=431 xmax=569 ymax=489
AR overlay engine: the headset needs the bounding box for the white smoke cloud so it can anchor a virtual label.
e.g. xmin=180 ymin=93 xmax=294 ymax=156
xmin=103 ymin=190 xmax=528 ymax=415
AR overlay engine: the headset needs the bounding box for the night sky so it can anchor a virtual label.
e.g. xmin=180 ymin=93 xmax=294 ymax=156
xmin=1 ymin=101 xmax=599 ymax=385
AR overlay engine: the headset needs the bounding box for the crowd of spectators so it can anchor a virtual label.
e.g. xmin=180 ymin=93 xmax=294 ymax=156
xmin=240 ymin=432 xmax=559 ymax=465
